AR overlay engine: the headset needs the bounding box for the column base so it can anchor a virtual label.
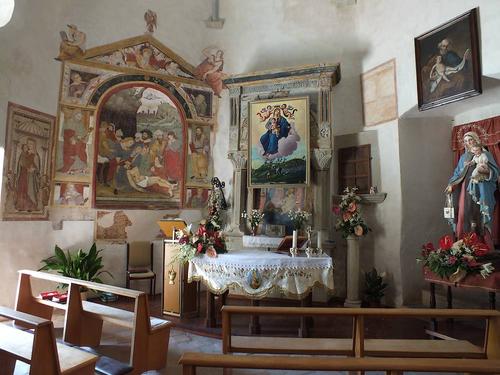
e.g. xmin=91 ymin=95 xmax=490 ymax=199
xmin=225 ymin=225 xmax=244 ymax=237
xmin=344 ymin=299 xmax=362 ymax=308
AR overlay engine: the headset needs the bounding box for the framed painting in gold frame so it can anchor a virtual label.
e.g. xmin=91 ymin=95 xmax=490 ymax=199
xmin=248 ymin=97 xmax=310 ymax=188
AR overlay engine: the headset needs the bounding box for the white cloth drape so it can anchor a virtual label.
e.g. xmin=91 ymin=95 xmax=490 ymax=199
xmin=188 ymin=249 xmax=334 ymax=299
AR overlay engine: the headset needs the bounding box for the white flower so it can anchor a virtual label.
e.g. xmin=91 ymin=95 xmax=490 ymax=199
xmin=480 ymin=263 xmax=494 ymax=278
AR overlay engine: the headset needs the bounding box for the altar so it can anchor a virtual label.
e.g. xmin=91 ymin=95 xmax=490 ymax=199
xmin=188 ymin=249 xmax=334 ymax=335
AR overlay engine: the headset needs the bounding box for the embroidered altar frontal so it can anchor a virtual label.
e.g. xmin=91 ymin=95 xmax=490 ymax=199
xmin=188 ymin=249 xmax=334 ymax=299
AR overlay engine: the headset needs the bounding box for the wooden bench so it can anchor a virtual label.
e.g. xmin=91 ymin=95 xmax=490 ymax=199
xmin=0 ymin=306 xmax=97 ymax=375
xmin=179 ymin=352 xmax=500 ymax=374
xmin=15 ymin=269 xmax=173 ymax=375
xmin=221 ymin=306 xmax=500 ymax=360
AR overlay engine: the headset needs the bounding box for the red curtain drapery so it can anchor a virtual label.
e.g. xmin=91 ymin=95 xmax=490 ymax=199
xmin=451 ymin=115 xmax=500 ymax=246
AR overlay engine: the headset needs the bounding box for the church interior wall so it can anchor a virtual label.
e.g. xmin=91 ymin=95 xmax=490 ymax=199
xmin=0 ymin=0 xmax=499 ymax=308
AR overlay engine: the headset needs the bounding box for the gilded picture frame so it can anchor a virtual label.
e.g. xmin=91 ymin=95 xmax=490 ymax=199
xmin=248 ymin=96 xmax=310 ymax=188
xmin=415 ymin=8 xmax=481 ymax=111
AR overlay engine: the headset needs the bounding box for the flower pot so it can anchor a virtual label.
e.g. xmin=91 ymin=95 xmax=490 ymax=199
xmin=251 ymin=226 xmax=258 ymax=236
xmin=448 ymin=268 xmax=467 ymax=283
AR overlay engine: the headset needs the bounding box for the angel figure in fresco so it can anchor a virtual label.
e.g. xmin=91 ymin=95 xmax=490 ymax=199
xmin=57 ymin=24 xmax=86 ymax=60
xmin=144 ymin=9 xmax=158 ymax=34
xmin=69 ymin=72 xmax=87 ymax=98
xmin=15 ymin=139 xmax=41 ymax=212
xmin=194 ymin=47 xmax=226 ymax=97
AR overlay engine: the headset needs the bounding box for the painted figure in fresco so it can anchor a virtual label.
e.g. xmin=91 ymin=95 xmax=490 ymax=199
xmin=446 ymin=131 xmax=499 ymax=249
xmin=69 ymin=72 xmax=87 ymax=98
xmin=190 ymin=93 xmax=208 ymax=117
xmin=144 ymin=9 xmax=158 ymax=34
xmin=189 ymin=126 xmax=209 ymax=180
xmin=57 ymin=24 xmax=86 ymax=60
xmin=15 ymin=140 xmax=41 ymax=212
xmin=124 ymin=160 xmax=176 ymax=197
xmin=112 ymin=137 xmax=135 ymax=193
xmin=163 ymin=131 xmax=182 ymax=182
xmin=194 ymin=48 xmax=225 ymax=97
xmin=58 ymin=110 xmax=91 ymax=174
xmin=96 ymin=211 xmax=132 ymax=240
xmin=39 ymin=174 xmax=51 ymax=207
xmin=260 ymin=108 xmax=291 ymax=156
xmin=57 ymin=183 xmax=85 ymax=206
xmin=186 ymin=188 xmax=208 ymax=208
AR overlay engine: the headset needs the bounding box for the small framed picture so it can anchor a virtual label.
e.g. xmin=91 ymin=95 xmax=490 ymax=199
xmin=265 ymin=224 xmax=285 ymax=237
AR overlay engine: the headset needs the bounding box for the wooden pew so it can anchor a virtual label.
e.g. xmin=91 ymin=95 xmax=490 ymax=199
xmin=15 ymin=269 xmax=173 ymax=375
xmin=179 ymin=352 xmax=500 ymax=374
xmin=221 ymin=306 xmax=500 ymax=360
xmin=0 ymin=306 xmax=97 ymax=375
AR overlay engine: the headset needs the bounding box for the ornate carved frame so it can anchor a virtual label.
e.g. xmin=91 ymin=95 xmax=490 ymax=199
xmin=223 ymin=63 xmax=341 ymax=238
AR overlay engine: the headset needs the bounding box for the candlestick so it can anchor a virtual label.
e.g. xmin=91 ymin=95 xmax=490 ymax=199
xmin=317 ymin=230 xmax=322 ymax=249
xmin=292 ymin=230 xmax=298 ymax=249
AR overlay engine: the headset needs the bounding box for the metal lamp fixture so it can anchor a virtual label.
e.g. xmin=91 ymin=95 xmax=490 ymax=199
xmin=0 ymin=0 xmax=14 ymax=28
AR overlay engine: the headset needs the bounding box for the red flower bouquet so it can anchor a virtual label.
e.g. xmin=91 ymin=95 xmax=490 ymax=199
xmin=173 ymin=220 xmax=228 ymax=264
xmin=417 ymin=232 xmax=494 ymax=280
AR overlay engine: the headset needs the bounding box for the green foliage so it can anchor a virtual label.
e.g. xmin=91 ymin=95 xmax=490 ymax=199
xmin=39 ymin=243 xmax=113 ymax=286
xmin=363 ymin=268 xmax=388 ymax=304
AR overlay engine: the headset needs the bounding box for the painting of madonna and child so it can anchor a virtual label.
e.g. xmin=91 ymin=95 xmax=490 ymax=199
xmin=248 ymin=97 xmax=310 ymax=188
xmin=95 ymin=86 xmax=185 ymax=208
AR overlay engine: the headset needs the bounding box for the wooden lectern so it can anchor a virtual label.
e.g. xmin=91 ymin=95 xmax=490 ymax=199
xmin=158 ymin=219 xmax=199 ymax=318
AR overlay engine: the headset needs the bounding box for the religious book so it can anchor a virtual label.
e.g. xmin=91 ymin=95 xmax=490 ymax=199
xmin=276 ymin=235 xmax=307 ymax=252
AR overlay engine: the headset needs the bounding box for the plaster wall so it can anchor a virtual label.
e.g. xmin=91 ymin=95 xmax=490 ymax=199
xmin=0 ymin=0 xmax=210 ymax=307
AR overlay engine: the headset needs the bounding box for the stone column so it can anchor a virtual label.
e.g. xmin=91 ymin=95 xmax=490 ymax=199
xmin=312 ymin=148 xmax=333 ymax=248
xmin=344 ymin=235 xmax=362 ymax=307
xmin=227 ymin=150 xmax=247 ymax=236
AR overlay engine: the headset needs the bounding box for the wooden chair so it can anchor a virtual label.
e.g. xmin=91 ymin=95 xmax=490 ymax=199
xmin=126 ymin=242 xmax=156 ymax=295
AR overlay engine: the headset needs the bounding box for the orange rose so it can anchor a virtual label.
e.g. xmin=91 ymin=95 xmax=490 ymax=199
xmin=206 ymin=246 xmax=218 ymax=258
xmin=354 ymin=225 xmax=364 ymax=236
xmin=342 ymin=212 xmax=352 ymax=222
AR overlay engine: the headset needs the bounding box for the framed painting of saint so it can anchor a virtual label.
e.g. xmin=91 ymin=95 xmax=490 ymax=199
xmin=248 ymin=97 xmax=310 ymax=188
xmin=415 ymin=8 xmax=481 ymax=111
xmin=1 ymin=102 xmax=55 ymax=220
xmin=53 ymin=182 xmax=90 ymax=207
xmin=94 ymin=85 xmax=186 ymax=209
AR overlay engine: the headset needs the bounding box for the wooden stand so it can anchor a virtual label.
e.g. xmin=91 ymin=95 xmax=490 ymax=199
xmin=162 ymin=241 xmax=199 ymax=318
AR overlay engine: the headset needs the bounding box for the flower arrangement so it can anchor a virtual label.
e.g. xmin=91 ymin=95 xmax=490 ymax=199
xmin=173 ymin=220 xmax=228 ymax=265
xmin=287 ymin=208 xmax=311 ymax=231
xmin=241 ymin=209 xmax=265 ymax=234
xmin=417 ymin=232 xmax=494 ymax=281
xmin=333 ymin=187 xmax=370 ymax=239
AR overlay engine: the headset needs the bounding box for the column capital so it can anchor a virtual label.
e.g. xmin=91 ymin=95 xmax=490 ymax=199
xmin=228 ymin=150 xmax=248 ymax=170
xmin=312 ymin=148 xmax=333 ymax=171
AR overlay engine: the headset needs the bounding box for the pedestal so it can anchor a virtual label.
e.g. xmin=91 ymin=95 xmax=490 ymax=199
xmin=344 ymin=235 xmax=362 ymax=307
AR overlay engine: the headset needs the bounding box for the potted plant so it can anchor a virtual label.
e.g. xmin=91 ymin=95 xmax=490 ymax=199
xmin=39 ymin=243 xmax=112 ymax=299
xmin=363 ymin=268 xmax=388 ymax=307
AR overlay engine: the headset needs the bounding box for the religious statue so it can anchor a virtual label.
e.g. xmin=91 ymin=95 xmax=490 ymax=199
xmin=57 ymin=24 xmax=86 ymax=61
xmin=446 ymin=131 xmax=499 ymax=248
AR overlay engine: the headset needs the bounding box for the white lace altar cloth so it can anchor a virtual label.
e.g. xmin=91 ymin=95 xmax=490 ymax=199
xmin=188 ymin=249 xmax=334 ymax=299
xmin=242 ymin=235 xmax=284 ymax=249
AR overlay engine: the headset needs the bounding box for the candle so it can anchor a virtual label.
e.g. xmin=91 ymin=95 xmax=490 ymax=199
xmin=292 ymin=230 xmax=298 ymax=249
xmin=317 ymin=231 xmax=322 ymax=249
